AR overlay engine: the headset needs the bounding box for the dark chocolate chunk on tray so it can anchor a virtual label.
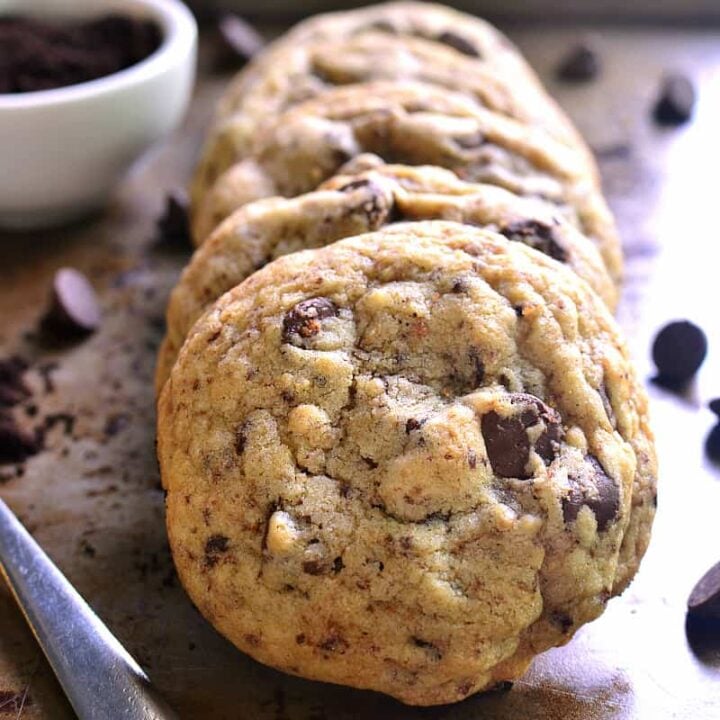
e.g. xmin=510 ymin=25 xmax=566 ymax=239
xmin=688 ymin=561 xmax=720 ymax=620
xmin=706 ymin=424 xmax=720 ymax=463
xmin=653 ymin=74 xmax=696 ymax=126
xmin=42 ymin=268 xmax=102 ymax=338
xmin=156 ymin=190 xmax=192 ymax=249
xmin=651 ymin=320 xmax=707 ymax=383
xmin=556 ymin=43 xmax=600 ymax=83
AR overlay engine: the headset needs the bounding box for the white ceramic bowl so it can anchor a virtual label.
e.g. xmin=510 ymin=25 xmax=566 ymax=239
xmin=0 ymin=0 xmax=197 ymax=229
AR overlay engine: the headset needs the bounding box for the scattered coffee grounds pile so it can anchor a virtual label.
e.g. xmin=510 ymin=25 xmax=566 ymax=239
xmin=556 ymin=43 xmax=600 ymax=83
xmin=653 ymin=74 xmax=696 ymax=126
xmin=0 ymin=356 xmax=30 ymax=407
xmin=41 ymin=268 xmax=102 ymax=338
xmin=0 ymin=14 xmax=162 ymax=94
xmin=652 ymin=320 xmax=707 ymax=384
xmin=0 ymin=357 xmax=43 ymax=465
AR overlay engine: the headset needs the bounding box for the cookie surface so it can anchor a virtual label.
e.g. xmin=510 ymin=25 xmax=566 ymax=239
xmin=192 ymin=1 xmax=597 ymax=213
xmin=158 ymin=222 xmax=655 ymax=706
xmin=157 ymin=162 xmax=617 ymax=391
xmin=192 ymin=82 xmax=620 ymax=290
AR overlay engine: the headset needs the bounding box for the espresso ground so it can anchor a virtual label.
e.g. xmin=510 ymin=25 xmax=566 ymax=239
xmin=0 ymin=14 xmax=162 ymax=94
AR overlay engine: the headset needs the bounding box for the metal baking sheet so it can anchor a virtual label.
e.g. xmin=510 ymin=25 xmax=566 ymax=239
xmin=1 ymin=23 xmax=719 ymax=719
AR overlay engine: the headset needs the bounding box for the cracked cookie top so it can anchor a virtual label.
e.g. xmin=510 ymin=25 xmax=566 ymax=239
xmin=156 ymin=162 xmax=617 ymax=392
xmin=158 ymin=221 xmax=655 ymax=705
xmin=193 ymin=0 xmax=596 ymax=211
xmin=190 ymin=82 xmax=620 ymax=291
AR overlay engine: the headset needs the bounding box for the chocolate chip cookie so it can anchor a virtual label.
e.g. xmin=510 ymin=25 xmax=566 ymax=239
xmin=158 ymin=221 xmax=655 ymax=705
xmin=192 ymin=3 xmax=597 ymax=215
xmin=156 ymin=162 xmax=617 ymax=391
xmin=191 ymin=82 xmax=621 ymax=290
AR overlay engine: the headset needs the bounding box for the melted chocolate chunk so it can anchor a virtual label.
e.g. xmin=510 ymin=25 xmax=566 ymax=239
xmin=411 ymin=636 xmax=443 ymax=661
xmin=302 ymin=560 xmax=328 ymax=575
xmin=281 ymin=298 xmax=338 ymax=345
xmin=436 ymin=30 xmax=480 ymax=57
xmin=470 ymin=349 xmax=485 ymax=386
xmin=499 ymin=220 xmax=568 ymax=263
xmin=204 ymin=534 xmax=229 ymax=567
xmin=481 ymin=394 xmax=563 ymax=479
xmin=562 ymin=455 xmax=619 ymax=531
xmin=405 ymin=418 xmax=424 ymax=433
xmin=337 ymin=178 xmax=393 ymax=228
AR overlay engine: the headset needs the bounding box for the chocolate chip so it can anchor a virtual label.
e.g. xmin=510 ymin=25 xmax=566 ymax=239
xmin=468 ymin=449 xmax=477 ymax=469
xmin=216 ymin=14 xmax=265 ymax=68
xmin=204 ymin=534 xmax=229 ymax=568
xmin=318 ymin=632 xmax=349 ymax=653
xmin=499 ymin=220 xmax=568 ymax=263
xmin=411 ymin=637 xmax=442 ymax=661
xmin=156 ymin=190 xmax=191 ymax=249
xmin=302 ymin=560 xmax=327 ymax=575
xmin=0 ymin=413 xmax=43 ymax=464
xmin=551 ymin=611 xmax=574 ymax=633
xmin=282 ymin=298 xmax=337 ymax=345
xmin=652 ymin=320 xmax=707 ymax=383
xmin=0 ymin=357 xmax=30 ymax=408
xmin=706 ymin=424 xmax=720 ymax=463
xmin=688 ymin=561 xmax=720 ymax=620
xmin=481 ymin=394 xmax=563 ymax=479
xmin=562 ymin=455 xmax=619 ymax=531
xmin=42 ymin=268 xmax=101 ymax=338
xmin=653 ymin=74 xmax=695 ymax=126
xmin=556 ymin=44 xmax=600 ymax=82
xmin=332 ymin=556 xmax=344 ymax=573
xmin=235 ymin=425 xmax=247 ymax=454
xmin=709 ymin=399 xmax=720 ymax=418
xmin=435 ymin=31 xmax=480 ymax=57
xmin=451 ymin=278 xmax=469 ymax=294
xmin=361 ymin=456 xmax=379 ymax=469
xmin=337 ymin=178 xmax=393 ymax=228
xmin=470 ymin=349 xmax=485 ymax=385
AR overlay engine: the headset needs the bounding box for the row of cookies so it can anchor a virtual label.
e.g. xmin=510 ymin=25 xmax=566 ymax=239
xmin=157 ymin=2 xmax=657 ymax=707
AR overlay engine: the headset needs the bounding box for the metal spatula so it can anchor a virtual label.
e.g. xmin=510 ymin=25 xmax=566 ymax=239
xmin=0 ymin=498 xmax=178 ymax=720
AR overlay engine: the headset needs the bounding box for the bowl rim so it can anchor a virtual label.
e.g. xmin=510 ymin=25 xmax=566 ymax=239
xmin=0 ymin=0 xmax=197 ymax=110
